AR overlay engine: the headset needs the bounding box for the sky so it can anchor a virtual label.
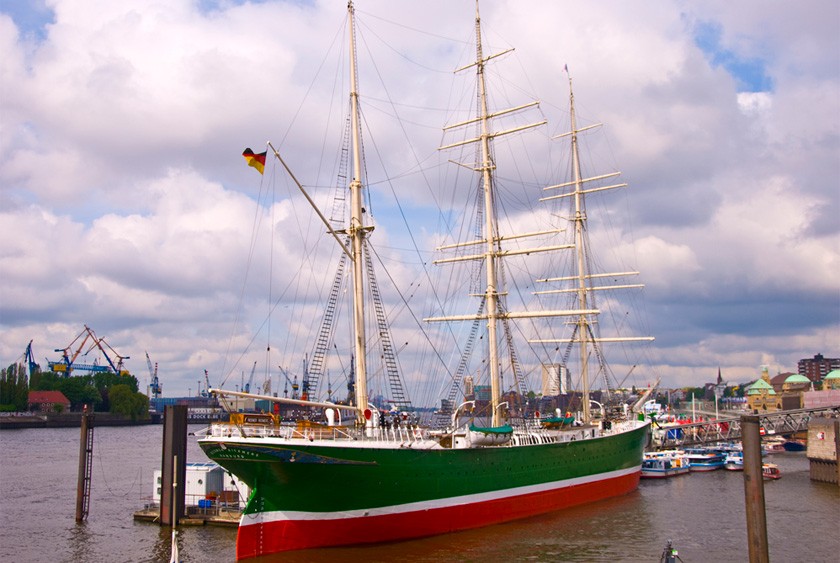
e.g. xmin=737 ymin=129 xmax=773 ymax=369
xmin=1 ymin=0 xmax=838 ymax=401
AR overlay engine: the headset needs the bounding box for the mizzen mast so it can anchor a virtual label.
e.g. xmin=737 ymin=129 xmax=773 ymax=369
xmin=533 ymin=69 xmax=653 ymax=423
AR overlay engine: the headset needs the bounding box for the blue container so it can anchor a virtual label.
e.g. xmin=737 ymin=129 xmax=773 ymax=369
xmin=198 ymin=499 xmax=212 ymax=508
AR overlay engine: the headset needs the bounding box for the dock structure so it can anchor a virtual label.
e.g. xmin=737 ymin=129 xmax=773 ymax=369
xmin=650 ymin=404 xmax=840 ymax=450
xmin=134 ymin=505 xmax=241 ymax=527
xmin=807 ymin=416 xmax=840 ymax=485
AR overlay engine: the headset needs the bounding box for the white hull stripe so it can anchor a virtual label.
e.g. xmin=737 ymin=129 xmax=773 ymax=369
xmin=240 ymin=464 xmax=640 ymax=526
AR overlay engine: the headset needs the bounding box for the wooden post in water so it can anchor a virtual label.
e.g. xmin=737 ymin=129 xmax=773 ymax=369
xmin=75 ymin=405 xmax=94 ymax=522
xmin=160 ymin=405 xmax=188 ymax=526
xmin=741 ymin=414 xmax=769 ymax=563
xmin=835 ymin=419 xmax=840 ymax=487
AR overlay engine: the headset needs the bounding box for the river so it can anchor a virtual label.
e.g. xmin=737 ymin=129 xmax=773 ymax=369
xmin=0 ymin=424 xmax=836 ymax=562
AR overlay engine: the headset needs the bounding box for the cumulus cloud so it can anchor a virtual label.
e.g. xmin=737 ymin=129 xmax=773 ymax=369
xmin=1 ymin=0 xmax=837 ymax=397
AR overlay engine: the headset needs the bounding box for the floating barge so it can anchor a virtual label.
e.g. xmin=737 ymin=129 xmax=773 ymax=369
xmin=133 ymin=461 xmax=249 ymax=527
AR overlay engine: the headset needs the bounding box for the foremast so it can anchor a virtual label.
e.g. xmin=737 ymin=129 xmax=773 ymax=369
xmin=347 ymin=0 xmax=370 ymax=421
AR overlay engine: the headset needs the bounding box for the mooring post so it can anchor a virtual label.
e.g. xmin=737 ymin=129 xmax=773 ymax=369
xmin=741 ymin=414 xmax=769 ymax=563
xmin=160 ymin=405 xmax=188 ymax=526
xmin=835 ymin=419 xmax=840 ymax=487
xmin=75 ymin=404 xmax=94 ymax=522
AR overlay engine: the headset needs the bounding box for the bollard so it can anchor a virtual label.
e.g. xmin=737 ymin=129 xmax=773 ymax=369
xmin=741 ymin=414 xmax=769 ymax=563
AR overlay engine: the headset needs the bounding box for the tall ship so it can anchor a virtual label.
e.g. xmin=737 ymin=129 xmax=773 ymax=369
xmin=198 ymin=2 xmax=652 ymax=558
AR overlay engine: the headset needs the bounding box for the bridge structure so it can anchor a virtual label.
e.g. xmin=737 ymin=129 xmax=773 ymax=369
xmin=649 ymin=404 xmax=840 ymax=450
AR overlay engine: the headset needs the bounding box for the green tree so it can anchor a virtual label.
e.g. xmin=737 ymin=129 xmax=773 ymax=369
xmin=0 ymin=363 xmax=29 ymax=411
xmin=108 ymin=384 xmax=149 ymax=421
xmin=95 ymin=371 xmax=140 ymax=411
xmin=57 ymin=375 xmax=101 ymax=411
xmin=30 ymin=370 xmax=61 ymax=391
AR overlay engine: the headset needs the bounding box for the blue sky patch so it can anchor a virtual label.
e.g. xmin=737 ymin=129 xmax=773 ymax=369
xmin=693 ymin=21 xmax=773 ymax=93
xmin=1 ymin=0 xmax=53 ymax=42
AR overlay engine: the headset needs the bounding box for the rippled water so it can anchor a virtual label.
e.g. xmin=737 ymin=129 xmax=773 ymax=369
xmin=0 ymin=424 xmax=836 ymax=562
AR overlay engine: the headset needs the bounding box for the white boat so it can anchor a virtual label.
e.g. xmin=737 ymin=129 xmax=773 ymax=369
xmin=683 ymin=447 xmax=725 ymax=471
xmin=763 ymin=436 xmax=786 ymax=454
xmin=723 ymin=451 xmax=744 ymax=471
xmin=641 ymin=451 xmax=690 ymax=479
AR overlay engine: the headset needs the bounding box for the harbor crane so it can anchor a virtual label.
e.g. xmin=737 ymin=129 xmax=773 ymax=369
xmin=23 ymin=340 xmax=39 ymax=377
xmin=243 ymin=361 xmax=257 ymax=394
xmin=48 ymin=325 xmax=131 ymax=377
xmin=279 ymin=366 xmax=300 ymax=399
xmin=145 ymin=351 xmax=162 ymax=399
xmin=201 ymin=369 xmax=212 ymax=398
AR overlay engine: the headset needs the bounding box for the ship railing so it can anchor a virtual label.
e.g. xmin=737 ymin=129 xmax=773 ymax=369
xmin=510 ymin=426 xmax=607 ymax=446
xmin=206 ymin=420 xmax=432 ymax=444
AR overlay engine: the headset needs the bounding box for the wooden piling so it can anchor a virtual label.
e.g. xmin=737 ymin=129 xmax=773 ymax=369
xmin=741 ymin=414 xmax=769 ymax=563
xmin=160 ymin=405 xmax=188 ymax=526
xmin=75 ymin=405 xmax=94 ymax=522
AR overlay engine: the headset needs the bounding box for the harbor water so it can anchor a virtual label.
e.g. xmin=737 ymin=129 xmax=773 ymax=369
xmin=0 ymin=424 xmax=837 ymax=562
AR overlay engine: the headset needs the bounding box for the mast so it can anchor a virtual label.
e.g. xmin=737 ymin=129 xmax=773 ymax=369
xmin=429 ymin=2 xmax=556 ymax=426
xmin=567 ymin=71 xmax=592 ymax=424
xmin=347 ymin=1 xmax=369 ymax=420
xmin=473 ymin=2 xmax=504 ymax=427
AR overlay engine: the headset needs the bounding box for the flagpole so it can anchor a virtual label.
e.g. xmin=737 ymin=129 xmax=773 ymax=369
xmin=266 ymin=141 xmax=354 ymax=260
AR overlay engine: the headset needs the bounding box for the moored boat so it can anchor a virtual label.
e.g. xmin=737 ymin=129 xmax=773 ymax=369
xmin=723 ymin=451 xmax=744 ymax=471
xmin=763 ymin=436 xmax=786 ymax=454
xmin=782 ymin=439 xmax=806 ymax=452
xmin=683 ymin=447 xmax=725 ymax=472
xmin=641 ymin=451 xmax=690 ymax=479
xmin=197 ymin=2 xmax=652 ymax=558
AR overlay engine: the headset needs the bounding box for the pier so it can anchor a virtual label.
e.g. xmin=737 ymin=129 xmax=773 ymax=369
xmin=133 ymin=504 xmax=241 ymax=527
xmin=650 ymin=404 xmax=840 ymax=449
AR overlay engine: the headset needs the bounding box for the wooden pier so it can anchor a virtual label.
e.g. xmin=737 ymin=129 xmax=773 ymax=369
xmin=134 ymin=504 xmax=241 ymax=527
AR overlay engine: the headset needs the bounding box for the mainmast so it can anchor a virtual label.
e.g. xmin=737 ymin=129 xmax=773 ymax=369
xmin=473 ymin=4 xmax=504 ymax=428
xmin=567 ymin=73 xmax=592 ymax=424
xmin=430 ymin=1 xmax=572 ymax=427
xmin=347 ymin=1 xmax=369 ymax=421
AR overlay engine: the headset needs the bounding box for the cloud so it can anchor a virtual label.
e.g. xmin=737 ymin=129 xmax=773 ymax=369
xmin=1 ymin=0 xmax=838 ymax=400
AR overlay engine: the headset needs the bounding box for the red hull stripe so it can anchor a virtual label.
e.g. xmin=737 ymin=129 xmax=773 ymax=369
xmin=236 ymin=466 xmax=640 ymax=559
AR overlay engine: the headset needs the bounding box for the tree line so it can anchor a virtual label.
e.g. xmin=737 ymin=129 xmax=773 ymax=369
xmin=0 ymin=362 xmax=149 ymax=421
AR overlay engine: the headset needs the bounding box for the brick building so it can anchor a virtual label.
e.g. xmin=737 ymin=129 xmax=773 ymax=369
xmin=28 ymin=390 xmax=71 ymax=413
xmin=799 ymin=353 xmax=840 ymax=384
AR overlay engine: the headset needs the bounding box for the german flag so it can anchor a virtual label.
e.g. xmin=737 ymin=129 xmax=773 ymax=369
xmin=242 ymin=148 xmax=267 ymax=174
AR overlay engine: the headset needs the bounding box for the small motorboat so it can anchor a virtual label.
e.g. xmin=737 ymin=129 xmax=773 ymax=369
xmin=762 ymin=463 xmax=782 ymax=480
xmin=641 ymin=452 xmax=690 ymax=479
xmin=723 ymin=451 xmax=744 ymax=471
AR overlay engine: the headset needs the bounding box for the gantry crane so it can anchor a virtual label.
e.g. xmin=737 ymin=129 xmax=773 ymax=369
xmin=243 ymin=361 xmax=257 ymax=393
xmin=48 ymin=325 xmax=131 ymax=377
xmin=279 ymin=366 xmax=300 ymax=399
xmin=23 ymin=340 xmax=39 ymax=377
xmin=145 ymin=351 xmax=162 ymax=399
